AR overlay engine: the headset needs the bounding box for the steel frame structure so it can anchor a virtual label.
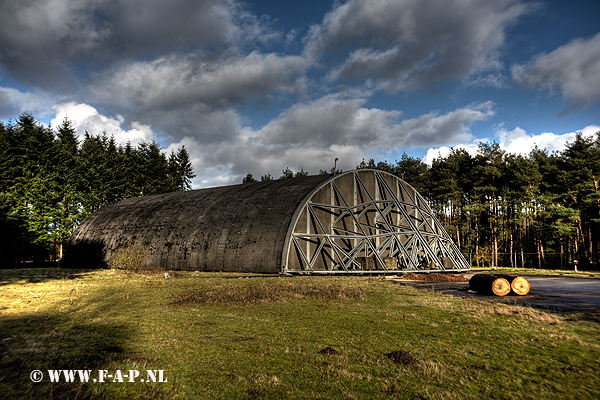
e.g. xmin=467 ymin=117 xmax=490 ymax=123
xmin=283 ymin=170 xmax=470 ymax=274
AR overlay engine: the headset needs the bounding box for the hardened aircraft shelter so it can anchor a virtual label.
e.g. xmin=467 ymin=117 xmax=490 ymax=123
xmin=61 ymin=169 xmax=470 ymax=274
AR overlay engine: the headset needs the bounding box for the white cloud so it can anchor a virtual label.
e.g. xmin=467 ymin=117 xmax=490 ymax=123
xmin=391 ymin=102 xmax=495 ymax=148
xmin=248 ymin=94 xmax=400 ymax=147
xmin=512 ymin=33 xmax=600 ymax=105
xmin=423 ymin=143 xmax=480 ymax=166
xmin=243 ymin=96 xmax=494 ymax=149
xmin=168 ymin=94 xmax=496 ymax=188
xmin=498 ymin=125 xmax=600 ymax=155
xmin=306 ymin=0 xmax=532 ymax=91
xmin=422 ymin=124 xmax=600 ymax=165
xmin=0 ymin=86 xmax=58 ymax=119
xmin=51 ymin=102 xmax=155 ymax=146
xmin=88 ymin=52 xmax=307 ymax=111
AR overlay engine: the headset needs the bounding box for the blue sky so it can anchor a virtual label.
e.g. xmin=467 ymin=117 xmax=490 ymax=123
xmin=1 ymin=0 xmax=599 ymax=188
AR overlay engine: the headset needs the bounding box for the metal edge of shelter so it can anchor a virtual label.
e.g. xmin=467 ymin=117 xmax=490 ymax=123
xmin=281 ymin=170 xmax=470 ymax=274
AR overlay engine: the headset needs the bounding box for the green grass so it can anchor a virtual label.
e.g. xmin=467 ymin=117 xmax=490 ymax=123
xmin=1 ymin=268 xmax=599 ymax=399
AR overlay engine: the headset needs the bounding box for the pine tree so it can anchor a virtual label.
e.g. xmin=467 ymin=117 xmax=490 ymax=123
xmin=559 ymin=132 xmax=600 ymax=267
xmin=54 ymin=117 xmax=83 ymax=256
xmin=280 ymin=167 xmax=294 ymax=179
xmin=176 ymin=146 xmax=195 ymax=190
xmin=138 ymin=139 xmax=170 ymax=195
xmin=294 ymin=168 xmax=309 ymax=177
xmin=121 ymin=141 xmax=142 ymax=197
xmin=243 ymin=173 xmax=258 ymax=183
xmin=394 ymin=152 xmax=430 ymax=195
xmin=8 ymin=113 xmax=62 ymax=264
xmin=79 ymin=133 xmax=109 ymax=213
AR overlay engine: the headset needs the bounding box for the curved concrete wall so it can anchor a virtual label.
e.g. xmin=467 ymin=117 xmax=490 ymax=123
xmin=61 ymin=170 xmax=470 ymax=274
xmin=61 ymin=174 xmax=331 ymax=272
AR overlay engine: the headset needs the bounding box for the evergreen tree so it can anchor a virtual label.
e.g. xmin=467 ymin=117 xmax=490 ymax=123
xmin=429 ymin=149 xmax=474 ymax=254
xmin=175 ymin=146 xmax=195 ymax=190
xmin=121 ymin=142 xmax=142 ymax=198
xmin=54 ymin=117 xmax=82 ymax=255
xmin=294 ymin=168 xmax=309 ymax=177
xmin=356 ymin=158 xmax=376 ymax=169
xmin=559 ymin=132 xmax=600 ymax=267
xmin=0 ymin=119 xmax=9 ymax=190
xmin=243 ymin=173 xmax=258 ymax=183
xmin=394 ymin=153 xmax=430 ymax=195
xmin=280 ymin=167 xmax=294 ymax=179
xmin=56 ymin=117 xmax=79 ymax=167
xmin=138 ymin=139 xmax=170 ymax=195
xmin=8 ymin=113 xmax=62 ymax=264
xmin=79 ymin=133 xmax=109 ymax=213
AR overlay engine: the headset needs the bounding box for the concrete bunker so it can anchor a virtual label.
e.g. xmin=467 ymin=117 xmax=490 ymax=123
xmin=61 ymin=169 xmax=470 ymax=274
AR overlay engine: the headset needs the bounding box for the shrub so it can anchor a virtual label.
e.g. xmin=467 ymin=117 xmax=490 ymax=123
xmin=108 ymin=243 xmax=150 ymax=272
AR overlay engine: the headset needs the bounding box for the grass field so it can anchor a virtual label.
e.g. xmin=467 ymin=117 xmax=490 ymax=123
xmin=1 ymin=268 xmax=599 ymax=399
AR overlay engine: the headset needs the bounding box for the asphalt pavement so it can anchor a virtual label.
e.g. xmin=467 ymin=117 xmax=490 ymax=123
xmin=395 ymin=273 xmax=600 ymax=315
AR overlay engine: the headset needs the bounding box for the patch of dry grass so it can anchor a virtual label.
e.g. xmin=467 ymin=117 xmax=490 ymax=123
xmin=487 ymin=302 xmax=562 ymax=324
xmin=173 ymin=279 xmax=365 ymax=306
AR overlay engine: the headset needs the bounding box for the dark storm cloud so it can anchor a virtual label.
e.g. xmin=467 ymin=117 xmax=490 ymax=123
xmin=85 ymin=51 xmax=308 ymax=143
xmin=305 ymin=0 xmax=534 ymax=91
xmin=512 ymin=33 xmax=600 ymax=106
xmin=4 ymin=0 xmax=585 ymax=190
xmin=0 ymin=0 xmax=255 ymax=89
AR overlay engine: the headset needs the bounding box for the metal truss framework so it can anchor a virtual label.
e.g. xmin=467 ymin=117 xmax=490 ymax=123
xmin=284 ymin=170 xmax=470 ymax=274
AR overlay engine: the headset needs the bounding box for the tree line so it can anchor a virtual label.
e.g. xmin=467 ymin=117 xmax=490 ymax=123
xmin=245 ymin=133 xmax=600 ymax=270
xmin=0 ymin=112 xmax=195 ymax=267
xmin=2 ymin=110 xmax=597 ymax=270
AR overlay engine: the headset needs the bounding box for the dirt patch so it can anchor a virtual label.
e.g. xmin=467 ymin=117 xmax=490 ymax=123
xmin=399 ymin=272 xmax=470 ymax=282
xmin=566 ymin=311 xmax=600 ymax=324
xmin=385 ymin=350 xmax=417 ymax=365
xmin=319 ymin=347 xmax=338 ymax=355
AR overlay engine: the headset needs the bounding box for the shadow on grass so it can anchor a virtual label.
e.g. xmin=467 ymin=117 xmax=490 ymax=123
xmin=0 ymin=268 xmax=94 ymax=286
xmin=0 ymin=285 xmax=175 ymax=399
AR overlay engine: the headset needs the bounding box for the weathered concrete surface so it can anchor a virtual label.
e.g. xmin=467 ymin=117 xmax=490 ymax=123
xmin=61 ymin=175 xmax=332 ymax=272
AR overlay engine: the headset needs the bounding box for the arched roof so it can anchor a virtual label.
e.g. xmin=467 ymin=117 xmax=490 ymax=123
xmin=61 ymin=170 xmax=470 ymax=274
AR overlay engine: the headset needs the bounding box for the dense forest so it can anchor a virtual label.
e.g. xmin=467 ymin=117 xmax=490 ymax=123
xmin=0 ymin=113 xmax=195 ymax=267
xmin=247 ymin=133 xmax=600 ymax=271
xmin=2 ymin=112 xmax=598 ymax=270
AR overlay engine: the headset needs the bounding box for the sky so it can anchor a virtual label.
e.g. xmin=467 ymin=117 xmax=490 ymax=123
xmin=0 ymin=0 xmax=599 ymax=188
